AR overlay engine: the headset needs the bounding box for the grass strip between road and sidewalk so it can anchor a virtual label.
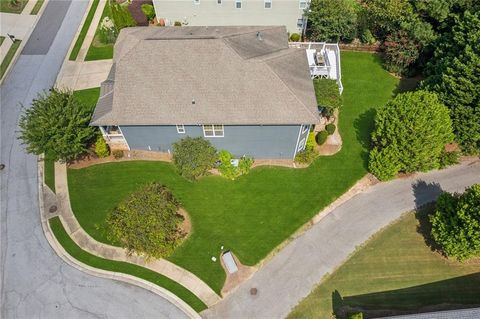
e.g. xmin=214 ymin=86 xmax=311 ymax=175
xmin=0 ymin=39 xmax=21 ymax=80
xmin=48 ymin=216 xmax=207 ymax=312
xmin=69 ymin=0 xmax=101 ymax=61
xmin=44 ymin=155 xmax=55 ymax=193
xmin=30 ymin=0 xmax=44 ymax=14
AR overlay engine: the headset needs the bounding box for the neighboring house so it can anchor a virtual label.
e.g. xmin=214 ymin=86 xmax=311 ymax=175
xmin=152 ymin=0 xmax=309 ymax=33
xmin=91 ymin=26 xmax=340 ymax=159
xmin=377 ymin=307 xmax=480 ymax=319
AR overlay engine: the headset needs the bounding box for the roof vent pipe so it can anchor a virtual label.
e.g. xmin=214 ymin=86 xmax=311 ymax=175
xmin=256 ymin=31 xmax=262 ymax=41
xmin=192 ymin=99 xmax=196 ymax=105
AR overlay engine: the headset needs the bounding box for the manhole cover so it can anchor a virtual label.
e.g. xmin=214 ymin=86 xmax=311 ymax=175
xmin=49 ymin=205 xmax=58 ymax=213
xmin=250 ymin=288 xmax=258 ymax=295
xmin=0 ymin=164 xmax=5 ymax=170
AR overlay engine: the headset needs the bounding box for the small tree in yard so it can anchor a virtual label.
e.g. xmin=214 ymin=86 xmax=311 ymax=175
xmin=172 ymin=137 xmax=217 ymax=181
xmin=18 ymin=88 xmax=96 ymax=162
xmin=107 ymin=183 xmax=185 ymax=259
xmin=368 ymin=91 xmax=454 ymax=180
xmin=430 ymin=184 xmax=480 ymax=261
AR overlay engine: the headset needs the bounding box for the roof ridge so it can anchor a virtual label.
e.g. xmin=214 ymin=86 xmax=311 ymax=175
xmin=264 ymin=53 xmax=319 ymax=122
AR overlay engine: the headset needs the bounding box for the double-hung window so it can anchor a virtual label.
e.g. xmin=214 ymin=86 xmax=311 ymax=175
xmin=264 ymin=0 xmax=272 ymax=9
xmin=203 ymin=125 xmax=224 ymax=137
xmin=235 ymin=0 xmax=242 ymax=9
xmin=176 ymin=125 xmax=185 ymax=134
xmin=299 ymin=0 xmax=307 ymax=9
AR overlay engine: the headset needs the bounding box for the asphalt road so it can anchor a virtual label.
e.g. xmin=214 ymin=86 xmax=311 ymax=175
xmin=0 ymin=1 xmax=188 ymax=318
xmin=203 ymin=160 xmax=480 ymax=319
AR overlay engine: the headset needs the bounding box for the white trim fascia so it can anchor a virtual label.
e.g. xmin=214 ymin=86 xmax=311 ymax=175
xmin=117 ymin=126 xmax=131 ymax=150
xmin=293 ymin=124 xmax=303 ymax=159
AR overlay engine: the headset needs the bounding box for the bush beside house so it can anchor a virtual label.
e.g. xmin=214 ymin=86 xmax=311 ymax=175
xmin=172 ymin=137 xmax=217 ymax=181
xmin=95 ymin=135 xmax=110 ymax=157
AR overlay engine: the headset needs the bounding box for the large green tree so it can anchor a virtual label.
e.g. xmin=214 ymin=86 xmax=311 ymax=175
xmin=172 ymin=137 xmax=217 ymax=181
xmin=369 ymin=91 xmax=454 ymax=180
xmin=430 ymin=184 xmax=480 ymax=261
xmin=422 ymin=11 xmax=480 ymax=154
xmin=306 ymin=0 xmax=357 ymax=42
xmin=107 ymin=183 xmax=185 ymax=259
xmin=18 ymin=88 xmax=96 ymax=162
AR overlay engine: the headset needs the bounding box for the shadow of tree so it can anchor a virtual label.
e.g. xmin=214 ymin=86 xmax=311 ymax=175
xmin=353 ymin=108 xmax=376 ymax=170
xmin=331 ymin=274 xmax=480 ymax=318
xmin=411 ymin=180 xmax=444 ymax=209
xmin=414 ymin=204 xmax=444 ymax=255
xmin=393 ymin=76 xmax=423 ymax=96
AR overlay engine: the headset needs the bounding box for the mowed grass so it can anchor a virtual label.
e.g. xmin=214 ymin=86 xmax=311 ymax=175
xmin=29 ymin=0 xmax=44 ymax=14
xmin=49 ymin=217 xmax=207 ymax=312
xmin=68 ymin=52 xmax=399 ymax=293
xmin=69 ymin=0 xmax=100 ymax=60
xmin=0 ymin=0 xmax=28 ymax=13
xmin=84 ymin=1 xmax=113 ymax=61
xmin=0 ymin=39 xmax=21 ymax=80
xmin=287 ymin=209 xmax=480 ymax=319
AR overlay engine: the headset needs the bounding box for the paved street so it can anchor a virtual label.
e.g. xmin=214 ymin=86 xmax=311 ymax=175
xmin=0 ymin=1 xmax=188 ymax=318
xmin=203 ymin=159 xmax=480 ymax=319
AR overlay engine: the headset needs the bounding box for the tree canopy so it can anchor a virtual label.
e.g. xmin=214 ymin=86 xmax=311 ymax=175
xmin=107 ymin=183 xmax=185 ymax=259
xmin=306 ymin=0 xmax=358 ymax=42
xmin=430 ymin=184 xmax=480 ymax=261
xmin=18 ymin=88 xmax=96 ymax=162
xmin=368 ymin=91 xmax=454 ymax=180
xmin=422 ymin=11 xmax=480 ymax=154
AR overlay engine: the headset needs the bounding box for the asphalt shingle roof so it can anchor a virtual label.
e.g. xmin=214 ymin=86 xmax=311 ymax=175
xmin=91 ymin=26 xmax=319 ymax=126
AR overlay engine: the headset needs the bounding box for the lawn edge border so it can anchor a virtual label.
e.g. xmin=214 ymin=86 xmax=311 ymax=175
xmin=65 ymin=0 xmax=96 ymax=61
xmin=37 ymin=158 xmax=202 ymax=319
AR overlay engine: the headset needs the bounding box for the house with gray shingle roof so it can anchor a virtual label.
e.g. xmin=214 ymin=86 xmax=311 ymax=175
xmin=91 ymin=25 xmax=336 ymax=159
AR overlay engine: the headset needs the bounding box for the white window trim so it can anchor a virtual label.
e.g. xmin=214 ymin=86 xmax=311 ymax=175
xmin=203 ymin=124 xmax=224 ymax=137
xmin=176 ymin=124 xmax=185 ymax=134
xmin=235 ymin=0 xmax=242 ymax=9
xmin=298 ymin=137 xmax=306 ymax=151
xmin=264 ymin=0 xmax=272 ymax=9
xmin=302 ymin=124 xmax=310 ymax=134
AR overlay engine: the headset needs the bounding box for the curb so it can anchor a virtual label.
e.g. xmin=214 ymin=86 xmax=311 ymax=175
xmin=37 ymin=158 xmax=202 ymax=319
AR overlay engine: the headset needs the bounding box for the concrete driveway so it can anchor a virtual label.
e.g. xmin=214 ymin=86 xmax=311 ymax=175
xmin=203 ymin=160 xmax=480 ymax=319
xmin=0 ymin=1 xmax=188 ymax=318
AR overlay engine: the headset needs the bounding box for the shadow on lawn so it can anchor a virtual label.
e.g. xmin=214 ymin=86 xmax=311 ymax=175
xmin=331 ymin=273 xmax=480 ymax=318
xmin=353 ymin=108 xmax=376 ymax=169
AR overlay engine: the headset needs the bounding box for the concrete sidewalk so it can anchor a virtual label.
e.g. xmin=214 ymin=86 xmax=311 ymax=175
xmin=53 ymin=162 xmax=221 ymax=307
xmin=75 ymin=0 xmax=107 ymax=61
xmin=202 ymin=158 xmax=480 ymax=319
xmin=56 ymin=59 xmax=112 ymax=89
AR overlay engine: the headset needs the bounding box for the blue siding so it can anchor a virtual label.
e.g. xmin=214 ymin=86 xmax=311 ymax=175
xmin=120 ymin=125 xmax=303 ymax=159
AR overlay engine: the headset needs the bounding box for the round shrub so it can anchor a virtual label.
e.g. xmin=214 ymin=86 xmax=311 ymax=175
xmin=172 ymin=137 xmax=217 ymax=181
xmin=107 ymin=183 xmax=185 ymax=259
xmin=141 ymin=4 xmax=155 ymax=21
xmin=289 ymin=33 xmax=301 ymax=42
xmin=112 ymin=149 xmax=124 ymax=159
xmin=316 ymin=130 xmax=329 ymax=145
xmin=325 ymin=123 xmax=336 ymax=135
xmin=174 ymin=21 xmax=182 ymax=26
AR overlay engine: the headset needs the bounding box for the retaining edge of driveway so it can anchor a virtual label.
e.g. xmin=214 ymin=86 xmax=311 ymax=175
xmin=37 ymin=158 xmax=202 ymax=319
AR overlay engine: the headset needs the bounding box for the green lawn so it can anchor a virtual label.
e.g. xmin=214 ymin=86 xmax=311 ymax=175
xmin=29 ymin=0 xmax=44 ymax=14
xmin=49 ymin=217 xmax=207 ymax=312
xmin=0 ymin=36 xmax=5 ymax=46
xmin=287 ymin=208 xmax=480 ymax=319
xmin=0 ymin=0 xmax=28 ymax=13
xmin=44 ymin=155 xmax=55 ymax=193
xmin=69 ymin=0 xmax=100 ymax=61
xmin=0 ymin=39 xmax=21 ymax=80
xmin=84 ymin=1 xmax=114 ymax=61
xmin=73 ymin=86 xmax=101 ymax=107
xmin=68 ymin=52 xmax=399 ymax=293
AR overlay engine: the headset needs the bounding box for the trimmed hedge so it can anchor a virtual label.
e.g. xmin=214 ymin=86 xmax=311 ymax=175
xmin=325 ymin=123 xmax=336 ymax=135
xmin=316 ymin=130 xmax=329 ymax=145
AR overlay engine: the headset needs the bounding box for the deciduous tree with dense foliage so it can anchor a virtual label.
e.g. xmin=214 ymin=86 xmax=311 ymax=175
xmin=306 ymin=0 xmax=357 ymax=42
xmin=172 ymin=137 xmax=217 ymax=181
xmin=430 ymin=184 xmax=480 ymax=261
xmin=18 ymin=88 xmax=96 ymax=162
xmin=107 ymin=183 xmax=185 ymax=259
xmin=422 ymin=11 xmax=480 ymax=154
xmin=369 ymin=91 xmax=454 ymax=180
